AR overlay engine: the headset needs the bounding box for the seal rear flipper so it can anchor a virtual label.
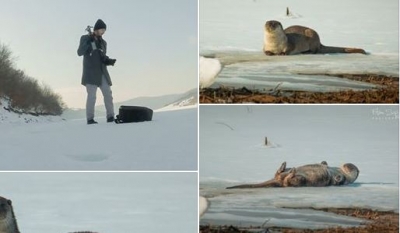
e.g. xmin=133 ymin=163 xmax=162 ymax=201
xmin=276 ymin=161 xmax=287 ymax=174
xmin=226 ymin=179 xmax=282 ymax=189
xmin=319 ymin=45 xmax=366 ymax=54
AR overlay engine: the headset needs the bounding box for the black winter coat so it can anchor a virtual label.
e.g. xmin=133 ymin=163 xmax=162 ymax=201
xmin=77 ymin=35 xmax=112 ymax=86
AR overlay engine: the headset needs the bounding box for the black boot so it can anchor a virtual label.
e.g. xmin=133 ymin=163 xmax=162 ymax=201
xmin=87 ymin=119 xmax=98 ymax=125
xmin=107 ymin=116 xmax=115 ymax=123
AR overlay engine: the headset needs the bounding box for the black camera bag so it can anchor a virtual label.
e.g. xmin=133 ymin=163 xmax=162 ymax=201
xmin=115 ymin=106 xmax=153 ymax=124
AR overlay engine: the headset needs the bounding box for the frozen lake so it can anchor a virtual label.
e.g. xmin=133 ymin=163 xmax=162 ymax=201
xmin=199 ymin=0 xmax=399 ymax=91
xmin=0 ymin=101 xmax=197 ymax=171
xmin=199 ymin=105 xmax=399 ymax=229
xmin=0 ymin=172 xmax=198 ymax=233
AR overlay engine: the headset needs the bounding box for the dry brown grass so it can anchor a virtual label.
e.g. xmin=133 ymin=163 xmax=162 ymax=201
xmin=200 ymin=208 xmax=398 ymax=233
xmin=200 ymin=74 xmax=399 ymax=104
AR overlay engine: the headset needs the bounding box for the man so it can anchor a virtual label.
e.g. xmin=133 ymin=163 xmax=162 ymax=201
xmin=77 ymin=19 xmax=117 ymax=124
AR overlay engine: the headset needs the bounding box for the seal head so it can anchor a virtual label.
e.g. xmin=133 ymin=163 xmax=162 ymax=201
xmin=0 ymin=196 xmax=19 ymax=233
xmin=263 ymin=20 xmax=289 ymax=55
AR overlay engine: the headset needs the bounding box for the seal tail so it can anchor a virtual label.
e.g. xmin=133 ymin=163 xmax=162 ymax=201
xmin=319 ymin=45 xmax=367 ymax=54
xmin=226 ymin=179 xmax=281 ymax=189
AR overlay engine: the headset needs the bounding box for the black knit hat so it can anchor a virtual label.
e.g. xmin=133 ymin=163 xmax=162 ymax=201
xmin=94 ymin=19 xmax=107 ymax=30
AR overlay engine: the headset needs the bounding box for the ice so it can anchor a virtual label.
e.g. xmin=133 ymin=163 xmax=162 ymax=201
xmin=0 ymin=99 xmax=197 ymax=171
xmin=0 ymin=173 xmax=198 ymax=233
xmin=199 ymin=0 xmax=399 ymax=91
xmin=199 ymin=196 xmax=210 ymax=217
xmin=199 ymin=105 xmax=399 ymax=228
xmin=199 ymin=56 xmax=223 ymax=88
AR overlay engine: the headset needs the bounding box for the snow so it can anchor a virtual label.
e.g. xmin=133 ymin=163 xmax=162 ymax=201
xmin=199 ymin=0 xmax=399 ymax=92
xmin=0 ymin=99 xmax=197 ymax=171
xmin=159 ymin=96 xmax=198 ymax=111
xmin=0 ymin=172 xmax=198 ymax=233
xmin=199 ymin=105 xmax=399 ymax=229
xmin=199 ymin=196 xmax=209 ymax=217
xmin=199 ymin=56 xmax=223 ymax=88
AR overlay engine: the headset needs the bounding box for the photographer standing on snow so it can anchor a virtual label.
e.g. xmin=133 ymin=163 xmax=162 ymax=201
xmin=77 ymin=19 xmax=117 ymax=125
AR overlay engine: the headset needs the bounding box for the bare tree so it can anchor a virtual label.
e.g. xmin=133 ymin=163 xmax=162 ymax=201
xmin=0 ymin=43 xmax=65 ymax=115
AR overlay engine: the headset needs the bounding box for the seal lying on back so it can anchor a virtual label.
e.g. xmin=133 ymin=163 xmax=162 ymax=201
xmin=0 ymin=196 xmax=20 ymax=233
xmin=226 ymin=161 xmax=359 ymax=189
xmin=263 ymin=20 xmax=367 ymax=55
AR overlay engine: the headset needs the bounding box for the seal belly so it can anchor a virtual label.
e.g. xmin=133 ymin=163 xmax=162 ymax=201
xmin=296 ymin=164 xmax=332 ymax=186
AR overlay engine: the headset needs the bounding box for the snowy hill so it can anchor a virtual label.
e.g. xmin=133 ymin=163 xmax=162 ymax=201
xmin=0 ymin=98 xmax=197 ymax=171
xmin=161 ymin=88 xmax=198 ymax=109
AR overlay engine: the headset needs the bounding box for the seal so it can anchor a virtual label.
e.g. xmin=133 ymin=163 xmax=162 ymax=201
xmin=0 ymin=196 xmax=20 ymax=233
xmin=263 ymin=20 xmax=367 ymax=55
xmin=226 ymin=161 xmax=359 ymax=189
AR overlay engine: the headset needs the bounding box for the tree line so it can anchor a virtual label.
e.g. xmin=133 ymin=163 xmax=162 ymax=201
xmin=0 ymin=43 xmax=65 ymax=116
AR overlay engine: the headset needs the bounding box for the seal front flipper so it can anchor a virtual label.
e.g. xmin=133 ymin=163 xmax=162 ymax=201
xmin=264 ymin=51 xmax=276 ymax=56
xmin=226 ymin=178 xmax=282 ymax=189
xmin=283 ymin=168 xmax=308 ymax=187
xmin=332 ymin=174 xmax=345 ymax=185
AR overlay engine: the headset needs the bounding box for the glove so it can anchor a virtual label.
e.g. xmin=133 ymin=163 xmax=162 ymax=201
xmin=106 ymin=58 xmax=117 ymax=66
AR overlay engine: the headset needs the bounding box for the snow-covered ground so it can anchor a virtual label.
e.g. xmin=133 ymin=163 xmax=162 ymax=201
xmin=199 ymin=105 xmax=399 ymax=229
xmin=0 ymin=99 xmax=197 ymax=171
xmin=0 ymin=172 xmax=198 ymax=233
xmin=199 ymin=0 xmax=399 ymax=91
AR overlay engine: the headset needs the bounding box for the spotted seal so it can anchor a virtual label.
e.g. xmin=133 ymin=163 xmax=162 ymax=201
xmin=263 ymin=20 xmax=366 ymax=55
xmin=226 ymin=161 xmax=359 ymax=189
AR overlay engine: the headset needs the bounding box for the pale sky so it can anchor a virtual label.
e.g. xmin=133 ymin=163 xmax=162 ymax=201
xmin=0 ymin=0 xmax=198 ymax=108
